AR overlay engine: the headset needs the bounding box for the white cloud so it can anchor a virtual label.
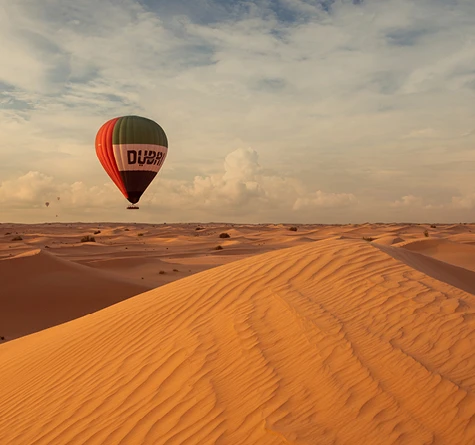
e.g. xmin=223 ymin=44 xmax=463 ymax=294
xmin=0 ymin=147 xmax=358 ymax=222
xmin=402 ymin=128 xmax=438 ymax=139
xmin=391 ymin=195 xmax=423 ymax=207
xmin=389 ymin=193 xmax=475 ymax=213
xmin=0 ymin=171 xmax=121 ymax=211
xmin=0 ymin=172 xmax=56 ymax=205
xmin=451 ymin=194 xmax=475 ymax=210
xmin=293 ymin=191 xmax=358 ymax=210
xmin=147 ymin=147 xmax=358 ymax=219
xmin=390 ymin=195 xmax=446 ymax=210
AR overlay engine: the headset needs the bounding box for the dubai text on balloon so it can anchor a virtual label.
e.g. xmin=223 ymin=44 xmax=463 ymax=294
xmin=95 ymin=115 xmax=168 ymax=208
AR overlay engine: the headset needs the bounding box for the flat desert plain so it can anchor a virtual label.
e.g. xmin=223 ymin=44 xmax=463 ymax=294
xmin=1 ymin=222 xmax=475 ymax=444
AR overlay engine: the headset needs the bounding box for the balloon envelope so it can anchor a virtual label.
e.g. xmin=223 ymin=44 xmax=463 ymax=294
xmin=95 ymin=115 xmax=168 ymax=205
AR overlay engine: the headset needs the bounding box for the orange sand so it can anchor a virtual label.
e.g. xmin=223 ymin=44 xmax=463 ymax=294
xmin=1 ymin=222 xmax=475 ymax=443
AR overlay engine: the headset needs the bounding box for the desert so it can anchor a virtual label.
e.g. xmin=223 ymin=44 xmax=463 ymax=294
xmin=2 ymin=0 xmax=475 ymax=443
xmin=1 ymin=222 xmax=475 ymax=444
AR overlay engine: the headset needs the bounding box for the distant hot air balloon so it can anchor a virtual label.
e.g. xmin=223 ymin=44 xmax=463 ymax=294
xmin=45 ymin=202 xmax=50 ymax=208
xmin=57 ymin=196 xmax=60 ymax=201
xmin=95 ymin=115 xmax=168 ymax=209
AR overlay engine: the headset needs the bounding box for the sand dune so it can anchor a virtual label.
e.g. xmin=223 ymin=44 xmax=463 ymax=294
xmin=371 ymin=235 xmax=405 ymax=245
xmin=377 ymin=243 xmax=475 ymax=296
xmin=399 ymin=238 xmax=475 ymax=272
xmin=444 ymin=232 xmax=475 ymax=245
xmin=0 ymin=248 xmax=150 ymax=340
xmin=1 ymin=222 xmax=475 ymax=341
xmin=1 ymin=236 xmax=475 ymax=444
xmin=0 ymin=223 xmax=326 ymax=342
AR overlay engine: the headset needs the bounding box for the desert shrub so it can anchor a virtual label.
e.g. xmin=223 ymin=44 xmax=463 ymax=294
xmin=289 ymin=226 xmax=298 ymax=232
xmin=424 ymin=230 xmax=429 ymax=237
xmin=94 ymin=230 xmax=101 ymax=235
xmin=81 ymin=235 xmax=95 ymax=242
xmin=124 ymin=228 xmax=130 ymax=231
xmin=0 ymin=336 xmax=4 ymax=341
xmin=430 ymin=225 xmax=436 ymax=228
xmin=4 ymin=232 xmax=11 ymax=235
xmin=362 ymin=236 xmax=374 ymax=242
xmin=159 ymin=270 xmax=165 ymax=274
xmin=195 ymin=227 xmax=204 ymax=231
xmin=173 ymin=268 xmax=179 ymax=272
xmin=219 ymin=232 xmax=230 ymax=238
xmin=138 ymin=233 xmax=144 ymax=237
xmin=214 ymin=245 xmax=223 ymax=250
xmin=11 ymin=235 xmax=23 ymax=241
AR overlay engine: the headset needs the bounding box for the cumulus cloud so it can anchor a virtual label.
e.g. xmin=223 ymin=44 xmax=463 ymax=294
xmin=391 ymin=195 xmax=423 ymax=207
xmin=146 ymin=147 xmax=359 ymax=220
xmin=0 ymin=172 xmax=57 ymax=206
xmin=390 ymin=195 xmax=447 ymax=210
xmin=223 ymin=148 xmax=261 ymax=182
xmin=293 ymin=191 xmax=357 ymax=210
xmin=0 ymin=171 xmax=121 ymax=211
xmin=451 ymin=194 xmax=475 ymax=210
xmin=0 ymin=147 xmax=358 ymax=222
xmin=388 ymin=193 xmax=475 ymax=215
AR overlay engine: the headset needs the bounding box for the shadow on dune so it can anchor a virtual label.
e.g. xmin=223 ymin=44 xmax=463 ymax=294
xmin=376 ymin=243 xmax=475 ymax=296
xmin=0 ymin=249 xmax=151 ymax=341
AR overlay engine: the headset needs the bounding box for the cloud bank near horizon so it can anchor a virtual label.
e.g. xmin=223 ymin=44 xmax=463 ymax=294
xmin=1 ymin=0 xmax=475 ymax=223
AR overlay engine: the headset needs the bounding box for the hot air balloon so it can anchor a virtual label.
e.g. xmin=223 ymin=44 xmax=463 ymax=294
xmin=57 ymin=196 xmax=60 ymax=201
xmin=45 ymin=202 xmax=50 ymax=208
xmin=95 ymin=115 xmax=168 ymax=209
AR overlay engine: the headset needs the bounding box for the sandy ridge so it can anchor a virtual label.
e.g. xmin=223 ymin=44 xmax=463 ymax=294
xmin=1 ymin=238 xmax=475 ymax=444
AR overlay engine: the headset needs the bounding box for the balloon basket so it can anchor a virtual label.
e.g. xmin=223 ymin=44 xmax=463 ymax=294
xmin=127 ymin=205 xmax=140 ymax=210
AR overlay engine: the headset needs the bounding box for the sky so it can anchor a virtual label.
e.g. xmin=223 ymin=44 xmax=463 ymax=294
xmin=1 ymin=0 xmax=475 ymax=224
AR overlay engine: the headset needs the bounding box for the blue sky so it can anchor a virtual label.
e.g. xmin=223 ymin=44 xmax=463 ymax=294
xmin=1 ymin=0 xmax=475 ymax=223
